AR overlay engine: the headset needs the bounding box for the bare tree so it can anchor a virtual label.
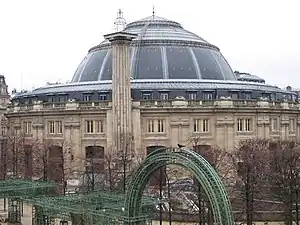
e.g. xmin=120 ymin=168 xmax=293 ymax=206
xmin=31 ymin=138 xmax=74 ymax=193
xmin=77 ymin=136 xmax=143 ymax=193
xmin=233 ymin=138 xmax=270 ymax=225
xmin=186 ymin=135 xmax=236 ymax=225
xmin=103 ymin=142 xmax=143 ymax=192
xmin=268 ymin=140 xmax=300 ymax=225
xmin=5 ymin=132 xmax=26 ymax=178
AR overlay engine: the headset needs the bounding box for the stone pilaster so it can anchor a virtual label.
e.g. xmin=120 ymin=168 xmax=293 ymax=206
xmin=104 ymin=31 xmax=137 ymax=152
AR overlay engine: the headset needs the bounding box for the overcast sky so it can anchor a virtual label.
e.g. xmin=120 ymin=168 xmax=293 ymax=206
xmin=0 ymin=0 xmax=299 ymax=92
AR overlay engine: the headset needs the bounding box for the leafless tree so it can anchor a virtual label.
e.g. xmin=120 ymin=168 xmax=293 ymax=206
xmin=77 ymin=135 xmax=143 ymax=193
xmin=5 ymin=132 xmax=26 ymax=178
xmin=31 ymin=138 xmax=74 ymax=193
xmin=268 ymin=140 xmax=300 ymax=225
xmin=233 ymin=138 xmax=270 ymax=225
xmin=103 ymin=142 xmax=143 ymax=192
xmin=186 ymin=135 xmax=236 ymax=225
xmin=0 ymin=136 xmax=8 ymax=180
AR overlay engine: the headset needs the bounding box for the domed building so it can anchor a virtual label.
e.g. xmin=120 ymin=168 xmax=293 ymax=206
xmin=5 ymin=12 xmax=300 ymax=180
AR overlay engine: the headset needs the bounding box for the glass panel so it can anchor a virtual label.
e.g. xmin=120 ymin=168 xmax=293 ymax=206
xmin=212 ymin=51 xmax=236 ymax=80
xmin=80 ymin=51 xmax=107 ymax=82
xmin=135 ymin=47 xmax=163 ymax=79
xmin=71 ymin=58 xmax=87 ymax=82
xmin=166 ymin=47 xmax=197 ymax=79
xmin=193 ymin=48 xmax=223 ymax=80
xmin=101 ymin=51 xmax=112 ymax=80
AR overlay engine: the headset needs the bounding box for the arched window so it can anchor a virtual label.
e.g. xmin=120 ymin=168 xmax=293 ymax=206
xmin=193 ymin=144 xmax=213 ymax=163
xmin=48 ymin=145 xmax=63 ymax=183
xmin=85 ymin=146 xmax=104 ymax=173
xmin=24 ymin=145 xmax=32 ymax=179
xmin=146 ymin=146 xmax=166 ymax=186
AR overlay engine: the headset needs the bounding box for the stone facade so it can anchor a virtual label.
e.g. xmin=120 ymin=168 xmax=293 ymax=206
xmin=0 ymin=75 xmax=10 ymax=137
xmin=5 ymin=99 xmax=300 ymax=172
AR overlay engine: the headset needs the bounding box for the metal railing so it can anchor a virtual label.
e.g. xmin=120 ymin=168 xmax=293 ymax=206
xmin=7 ymin=99 xmax=300 ymax=112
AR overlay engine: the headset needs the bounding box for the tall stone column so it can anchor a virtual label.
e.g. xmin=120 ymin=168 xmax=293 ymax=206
xmin=104 ymin=31 xmax=137 ymax=152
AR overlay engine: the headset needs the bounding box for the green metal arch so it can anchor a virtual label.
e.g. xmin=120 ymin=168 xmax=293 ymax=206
xmin=124 ymin=147 xmax=234 ymax=225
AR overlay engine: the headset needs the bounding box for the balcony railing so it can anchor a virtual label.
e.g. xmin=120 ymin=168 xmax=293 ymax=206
xmin=7 ymin=99 xmax=300 ymax=113
xmin=139 ymin=99 xmax=299 ymax=109
xmin=78 ymin=101 xmax=109 ymax=109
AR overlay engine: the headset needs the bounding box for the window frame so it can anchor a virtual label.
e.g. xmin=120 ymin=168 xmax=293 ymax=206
xmin=193 ymin=119 xmax=209 ymax=133
xmin=85 ymin=120 xmax=105 ymax=134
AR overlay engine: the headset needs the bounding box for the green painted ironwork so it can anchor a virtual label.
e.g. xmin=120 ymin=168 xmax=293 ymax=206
xmin=0 ymin=147 xmax=233 ymax=225
xmin=0 ymin=179 xmax=55 ymax=198
xmin=25 ymin=191 xmax=159 ymax=224
xmin=124 ymin=147 xmax=234 ymax=225
xmin=0 ymin=179 xmax=56 ymax=224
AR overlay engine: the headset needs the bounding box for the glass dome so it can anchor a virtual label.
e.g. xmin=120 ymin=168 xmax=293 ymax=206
xmin=71 ymin=15 xmax=236 ymax=82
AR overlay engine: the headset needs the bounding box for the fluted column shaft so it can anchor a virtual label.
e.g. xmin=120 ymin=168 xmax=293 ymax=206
xmin=105 ymin=32 xmax=137 ymax=152
xmin=112 ymin=40 xmax=131 ymax=151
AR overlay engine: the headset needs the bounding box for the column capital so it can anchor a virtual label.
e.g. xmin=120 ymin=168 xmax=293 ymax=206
xmin=104 ymin=31 xmax=137 ymax=43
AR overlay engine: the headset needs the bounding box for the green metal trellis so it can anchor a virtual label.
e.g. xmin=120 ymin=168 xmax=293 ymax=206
xmin=0 ymin=147 xmax=234 ymax=225
xmin=0 ymin=179 xmax=56 ymax=224
xmin=25 ymin=190 xmax=158 ymax=224
xmin=124 ymin=147 xmax=234 ymax=225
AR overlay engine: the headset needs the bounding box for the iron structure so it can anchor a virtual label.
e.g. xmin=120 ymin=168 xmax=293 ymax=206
xmin=0 ymin=179 xmax=55 ymax=198
xmin=0 ymin=179 xmax=55 ymax=224
xmin=125 ymin=147 xmax=234 ymax=225
xmin=0 ymin=147 xmax=233 ymax=225
xmin=26 ymin=191 xmax=159 ymax=225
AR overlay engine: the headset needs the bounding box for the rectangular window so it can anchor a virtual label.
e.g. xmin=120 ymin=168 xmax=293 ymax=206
xmin=142 ymin=93 xmax=153 ymax=100
xmin=85 ymin=120 xmax=104 ymax=133
xmin=99 ymin=94 xmax=107 ymax=101
xmin=157 ymin=119 xmax=165 ymax=133
xmin=48 ymin=121 xmax=55 ymax=134
xmin=58 ymin=95 xmax=67 ymax=102
xmin=271 ymin=118 xmax=278 ymax=131
xmin=245 ymin=119 xmax=251 ymax=131
xmin=193 ymin=119 xmax=209 ymax=133
xmin=85 ymin=120 xmax=94 ymax=133
xmin=237 ymin=118 xmax=252 ymax=132
xmin=96 ymin=120 xmax=104 ymax=133
xmin=47 ymin=96 xmax=55 ymax=103
xmin=55 ymin=121 xmax=63 ymax=134
xmin=23 ymin=121 xmax=32 ymax=134
xmin=48 ymin=121 xmax=63 ymax=134
xmin=237 ymin=119 xmax=243 ymax=132
xmin=188 ymin=92 xmax=197 ymax=100
xmin=147 ymin=120 xmax=155 ymax=133
xmin=244 ymin=93 xmax=251 ymax=100
xmin=202 ymin=93 xmax=213 ymax=100
xmin=160 ymin=93 xmax=169 ymax=100
xmin=83 ymin=94 xmax=91 ymax=102
xmin=202 ymin=119 xmax=209 ymax=132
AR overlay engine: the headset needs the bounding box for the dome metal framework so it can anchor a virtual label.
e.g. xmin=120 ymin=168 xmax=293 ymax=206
xmin=71 ymin=15 xmax=236 ymax=82
xmin=11 ymin=13 xmax=298 ymax=103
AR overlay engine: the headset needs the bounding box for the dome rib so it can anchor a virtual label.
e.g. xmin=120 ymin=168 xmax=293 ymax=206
xmin=71 ymin=15 xmax=236 ymax=82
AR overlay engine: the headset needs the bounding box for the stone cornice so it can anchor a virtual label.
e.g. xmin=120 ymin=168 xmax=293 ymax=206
xmin=5 ymin=99 xmax=300 ymax=118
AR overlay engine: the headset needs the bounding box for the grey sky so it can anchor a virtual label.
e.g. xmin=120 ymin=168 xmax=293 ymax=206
xmin=0 ymin=0 xmax=299 ymax=92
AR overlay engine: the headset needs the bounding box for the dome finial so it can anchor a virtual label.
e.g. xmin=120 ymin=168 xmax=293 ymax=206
xmin=114 ymin=9 xmax=126 ymax=32
xmin=152 ymin=5 xmax=155 ymax=18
